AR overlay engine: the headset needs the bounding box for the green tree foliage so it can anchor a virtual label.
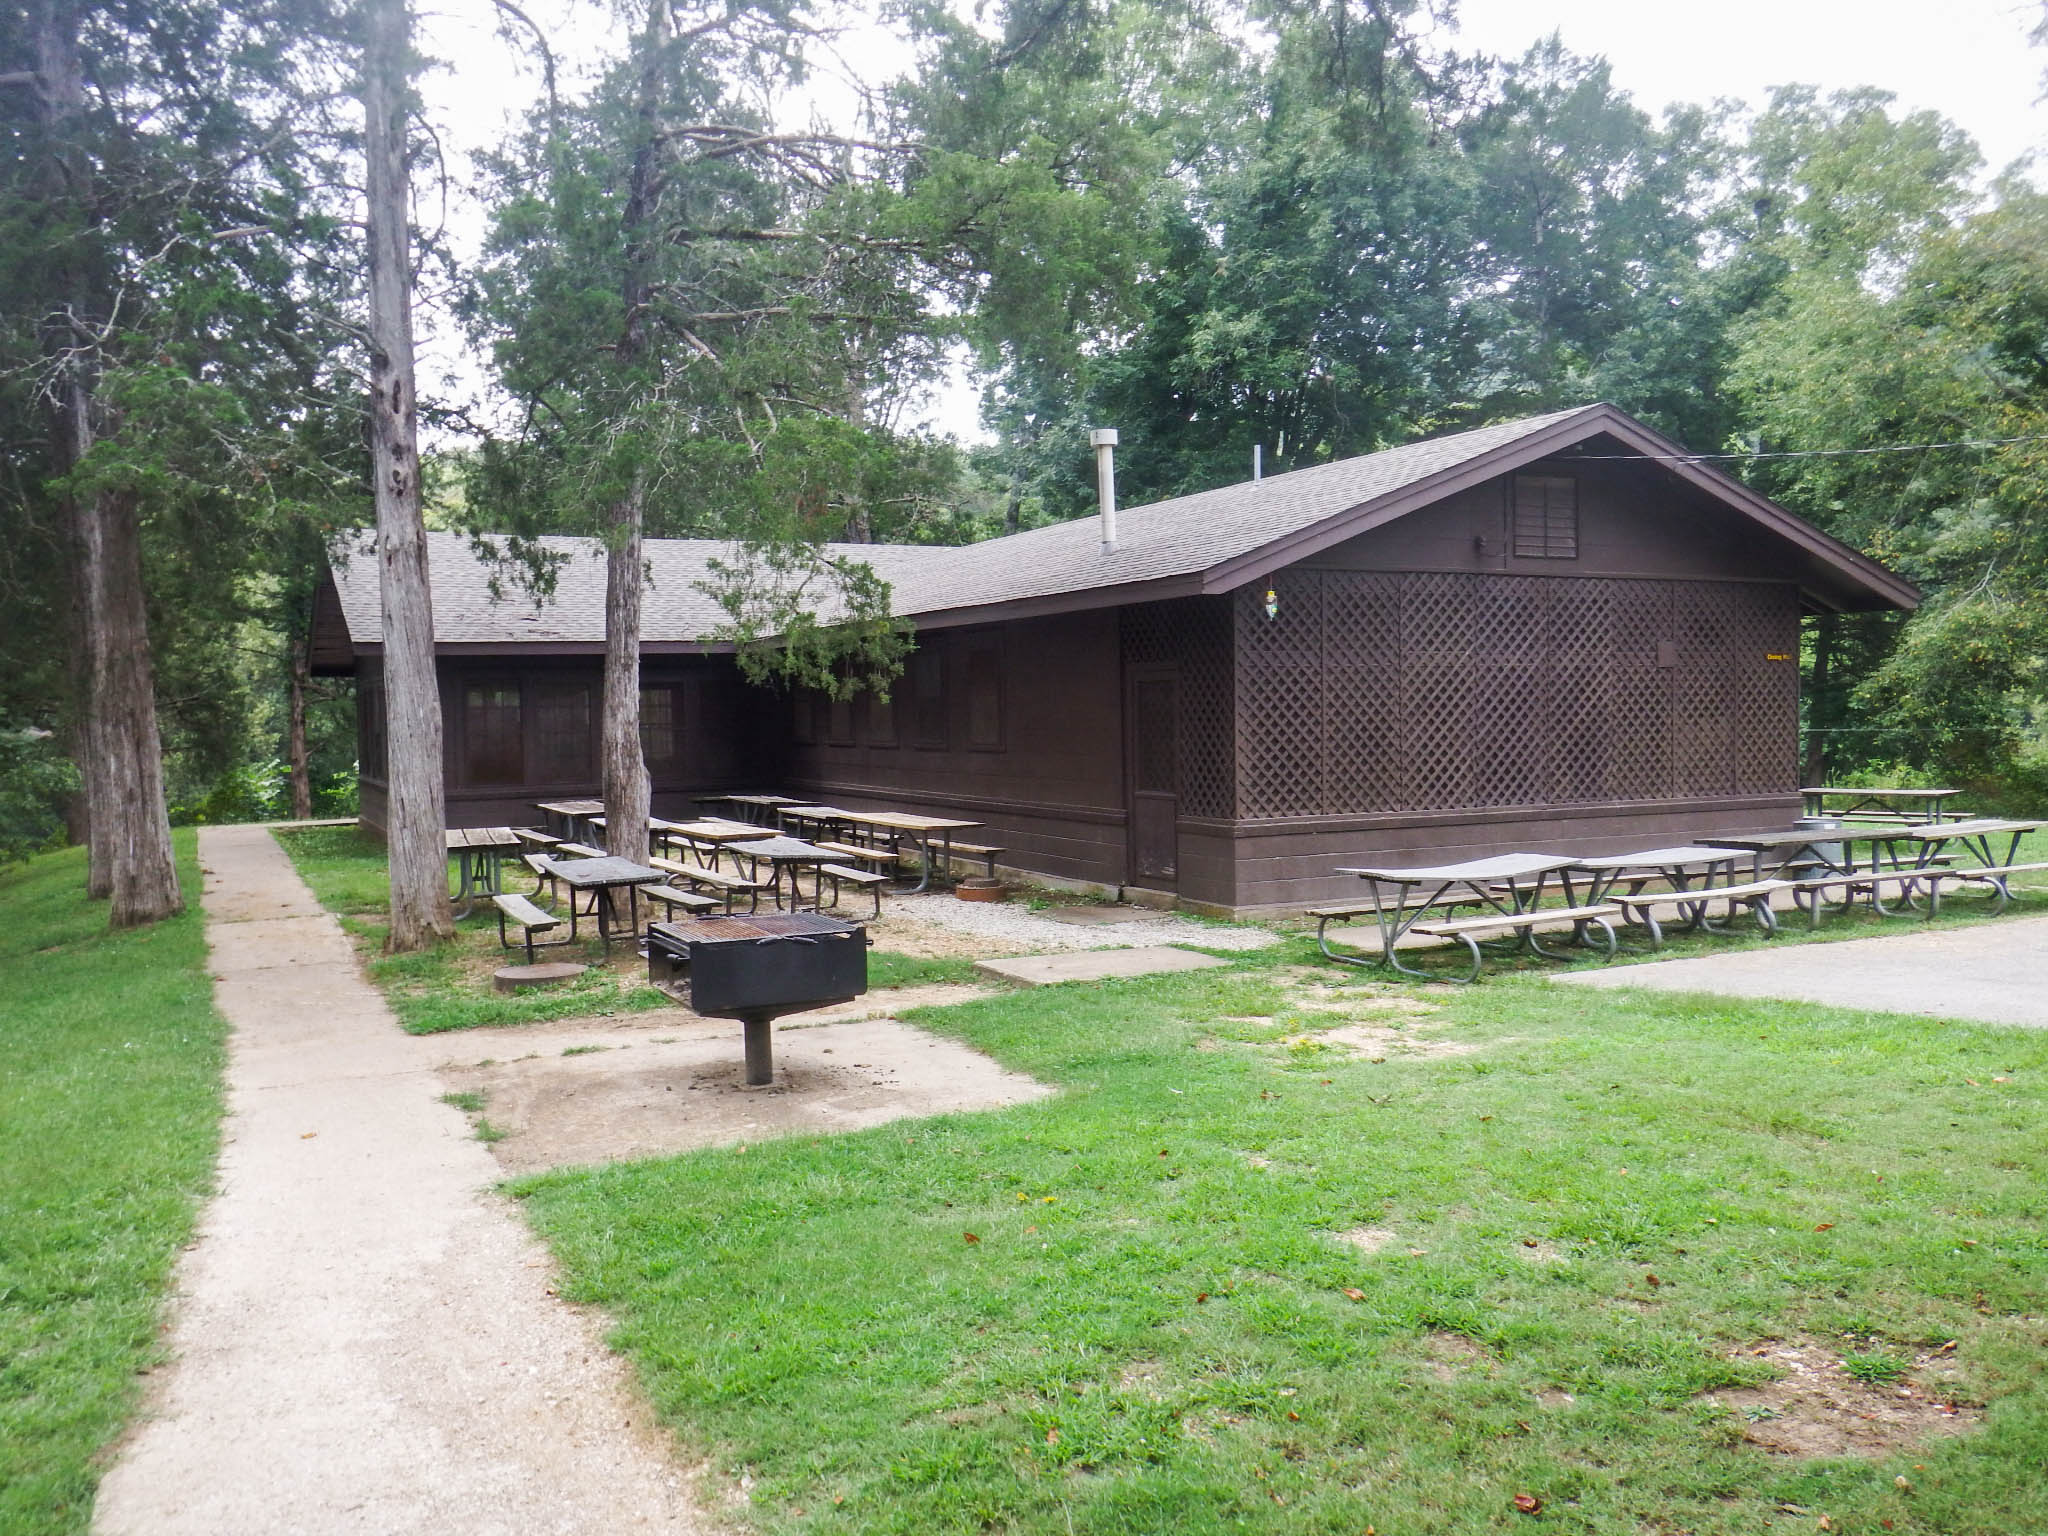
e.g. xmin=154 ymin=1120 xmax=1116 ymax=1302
xmin=0 ymin=0 xmax=364 ymax=890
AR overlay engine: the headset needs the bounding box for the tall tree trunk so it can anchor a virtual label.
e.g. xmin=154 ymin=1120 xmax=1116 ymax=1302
xmin=88 ymin=487 xmax=181 ymax=925
xmin=596 ymin=0 xmax=669 ymax=878
xmin=62 ymin=407 xmax=113 ymax=899
xmin=288 ymin=632 xmax=312 ymax=820
xmin=363 ymin=0 xmax=451 ymax=949
xmin=1804 ymin=613 xmax=1835 ymax=788
xmin=36 ymin=0 xmax=177 ymax=920
xmin=601 ymin=483 xmax=650 ymax=871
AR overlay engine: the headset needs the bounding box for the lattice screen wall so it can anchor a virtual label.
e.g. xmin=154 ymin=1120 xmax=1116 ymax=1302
xmin=1234 ymin=574 xmax=1798 ymax=818
xmin=1121 ymin=598 xmax=1234 ymax=818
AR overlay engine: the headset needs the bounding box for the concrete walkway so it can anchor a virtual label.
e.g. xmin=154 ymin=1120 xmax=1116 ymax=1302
xmin=94 ymin=826 xmax=702 ymax=1535
xmin=1556 ymin=912 xmax=2048 ymax=1028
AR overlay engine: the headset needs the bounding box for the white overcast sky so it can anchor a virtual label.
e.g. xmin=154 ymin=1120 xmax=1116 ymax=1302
xmin=412 ymin=0 xmax=2048 ymax=443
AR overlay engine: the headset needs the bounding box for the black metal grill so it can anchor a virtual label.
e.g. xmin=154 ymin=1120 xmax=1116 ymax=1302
xmin=647 ymin=913 xmax=869 ymax=1084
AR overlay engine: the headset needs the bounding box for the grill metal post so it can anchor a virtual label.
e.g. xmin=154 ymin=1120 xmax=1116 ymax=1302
xmin=741 ymin=1013 xmax=774 ymax=1086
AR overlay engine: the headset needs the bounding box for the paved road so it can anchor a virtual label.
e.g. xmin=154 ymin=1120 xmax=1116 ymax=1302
xmin=1556 ymin=912 xmax=2048 ymax=1027
xmin=93 ymin=826 xmax=701 ymax=1535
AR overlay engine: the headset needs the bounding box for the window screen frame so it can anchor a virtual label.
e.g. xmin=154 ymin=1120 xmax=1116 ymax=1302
xmin=910 ymin=647 xmax=947 ymax=750
xmin=863 ymin=688 xmax=898 ymax=746
xmin=462 ymin=678 xmax=525 ymax=787
xmin=964 ymin=644 xmax=1004 ymax=751
xmin=639 ymin=682 xmax=680 ymax=775
xmin=529 ymin=677 xmax=595 ymax=785
xmin=1512 ymin=473 xmax=1579 ymax=560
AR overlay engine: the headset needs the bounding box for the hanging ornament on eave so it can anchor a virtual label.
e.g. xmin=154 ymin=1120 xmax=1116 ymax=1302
xmin=1264 ymin=587 xmax=1280 ymax=621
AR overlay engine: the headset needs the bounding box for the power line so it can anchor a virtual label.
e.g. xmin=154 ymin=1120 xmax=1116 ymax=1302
xmin=1567 ymin=432 xmax=2048 ymax=463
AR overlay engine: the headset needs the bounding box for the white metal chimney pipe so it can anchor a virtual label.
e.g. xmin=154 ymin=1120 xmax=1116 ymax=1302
xmin=1091 ymin=428 xmax=1119 ymax=553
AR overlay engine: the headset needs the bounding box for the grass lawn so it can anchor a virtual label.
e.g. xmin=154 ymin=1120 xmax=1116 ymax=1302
xmin=0 ymin=835 xmax=226 ymax=1536
xmin=278 ymin=821 xmax=2048 ymax=1529
xmin=511 ymin=946 xmax=2048 ymax=1535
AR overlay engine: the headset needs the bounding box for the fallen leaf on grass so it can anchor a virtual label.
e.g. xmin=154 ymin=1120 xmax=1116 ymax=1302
xmin=1045 ymin=1428 xmax=1058 ymax=1444
xmin=963 ymin=1232 xmax=979 ymax=1244
xmin=1815 ymin=1223 xmax=1834 ymax=1231
xmin=1513 ymin=1492 xmax=1543 ymax=1514
xmin=1342 ymin=1287 xmax=1366 ymax=1301
xmin=300 ymin=1132 xmax=317 ymax=1140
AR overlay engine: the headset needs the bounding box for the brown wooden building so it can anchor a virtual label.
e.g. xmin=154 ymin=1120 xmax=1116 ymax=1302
xmin=312 ymin=404 xmax=1915 ymax=914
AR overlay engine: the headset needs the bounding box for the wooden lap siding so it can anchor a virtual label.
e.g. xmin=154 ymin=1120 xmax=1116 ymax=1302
xmin=1235 ymin=572 xmax=1799 ymax=818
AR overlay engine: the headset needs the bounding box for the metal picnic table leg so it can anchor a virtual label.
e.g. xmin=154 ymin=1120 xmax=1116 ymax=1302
xmin=450 ymin=846 xmax=484 ymax=921
xmin=1375 ymin=880 xmax=1466 ymax=980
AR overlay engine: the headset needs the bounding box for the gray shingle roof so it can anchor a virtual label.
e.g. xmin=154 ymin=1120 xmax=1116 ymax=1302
xmin=329 ymin=407 xmax=1607 ymax=648
xmin=325 ymin=403 xmax=1912 ymax=648
xmin=327 ymin=533 xmax=956 ymax=647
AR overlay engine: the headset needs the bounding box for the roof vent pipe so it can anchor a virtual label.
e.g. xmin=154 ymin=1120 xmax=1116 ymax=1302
xmin=1253 ymin=443 xmax=1263 ymax=481
xmin=1091 ymin=428 xmax=1119 ymax=553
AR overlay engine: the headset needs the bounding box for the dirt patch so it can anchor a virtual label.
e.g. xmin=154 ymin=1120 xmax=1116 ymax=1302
xmin=440 ymin=1011 xmax=1050 ymax=1173
xmin=1117 ymin=1362 xmax=1167 ymax=1399
xmin=1517 ymin=1239 xmax=1567 ymax=1264
xmin=1315 ymin=1023 xmax=1485 ymax=1060
xmin=1422 ymin=1331 xmax=1491 ymax=1383
xmin=1331 ymin=1225 xmax=1399 ymax=1253
xmin=861 ymin=910 xmax=1024 ymax=959
xmin=1700 ymin=1338 xmax=1981 ymax=1458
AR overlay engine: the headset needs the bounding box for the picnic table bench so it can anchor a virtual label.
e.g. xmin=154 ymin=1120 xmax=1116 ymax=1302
xmin=649 ymin=854 xmax=771 ymax=913
xmin=1403 ymin=903 xmax=1622 ymax=981
xmin=491 ymin=892 xmax=568 ymax=963
xmin=1321 ymin=853 xmax=1605 ymax=981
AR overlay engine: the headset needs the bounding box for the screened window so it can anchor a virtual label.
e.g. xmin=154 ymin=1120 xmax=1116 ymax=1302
xmin=464 ymin=682 xmax=524 ymax=785
xmin=1513 ymin=474 xmax=1578 ymax=559
xmin=640 ymin=685 xmax=678 ymax=772
xmin=359 ymin=678 xmax=386 ymax=783
xmin=530 ymin=679 xmax=594 ymax=783
xmin=911 ymin=648 xmax=946 ymax=748
xmin=792 ymin=689 xmax=815 ymax=745
xmin=864 ymin=689 xmax=897 ymax=746
xmin=965 ymin=646 xmax=1003 ymax=749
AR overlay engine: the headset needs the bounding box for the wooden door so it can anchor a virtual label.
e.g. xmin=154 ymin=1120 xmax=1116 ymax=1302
xmin=1127 ymin=666 xmax=1179 ymax=887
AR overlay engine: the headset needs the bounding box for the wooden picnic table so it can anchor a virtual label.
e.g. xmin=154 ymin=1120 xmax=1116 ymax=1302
xmin=1326 ymin=853 xmax=1600 ymax=978
xmin=840 ymin=811 xmax=983 ymax=892
xmin=728 ymin=835 xmax=837 ymax=910
xmin=695 ymin=793 xmax=800 ymax=826
xmin=775 ymin=804 xmax=854 ymax=837
xmin=534 ymin=798 xmax=606 ymax=841
xmin=662 ymin=818 xmax=780 ymax=869
xmin=543 ymin=855 xmax=663 ymax=951
xmin=1801 ymin=786 xmax=1964 ymax=823
xmin=444 ymin=826 xmax=521 ymax=918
